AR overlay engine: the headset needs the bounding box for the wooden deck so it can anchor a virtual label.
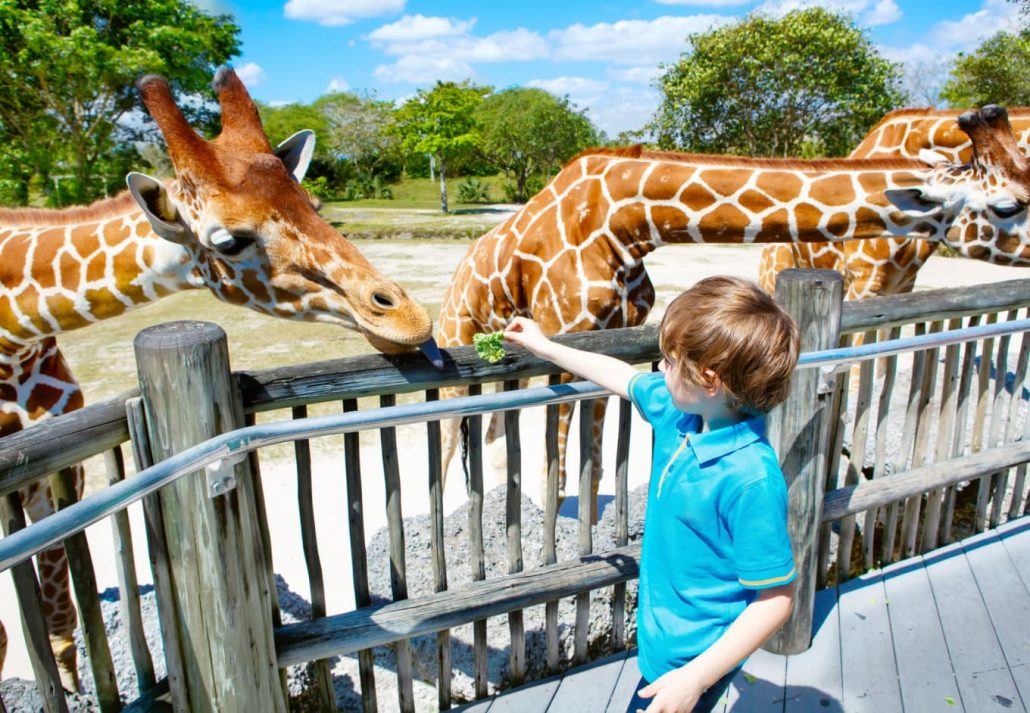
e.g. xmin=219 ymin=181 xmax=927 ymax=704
xmin=455 ymin=517 xmax=1030 ymax=712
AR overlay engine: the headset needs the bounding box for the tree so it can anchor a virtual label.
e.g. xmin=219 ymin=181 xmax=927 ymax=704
xmin=940 ymin=32 xmax=1030 ymax=108
xmin=475 ymin=87 xmax=601 ymax=202
xmin=648 ymin=8 xmax=905 ymax=157
xmin=314 ymin=91 xmax=403 ymax=196
xmin=392 ymin=80 xmax=489 ymax=213
xmin=0 ymin=0 xmax=239 ymax=205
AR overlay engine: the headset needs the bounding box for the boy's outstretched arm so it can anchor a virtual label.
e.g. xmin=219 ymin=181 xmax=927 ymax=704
xmin=504 ymin=317 xmax=639 ymax=400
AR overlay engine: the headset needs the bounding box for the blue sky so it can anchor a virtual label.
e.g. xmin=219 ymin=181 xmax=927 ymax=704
xmin=195 ymin=0 xmax=1021 ymax=136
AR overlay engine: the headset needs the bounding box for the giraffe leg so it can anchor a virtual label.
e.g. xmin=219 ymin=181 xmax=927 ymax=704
xmin=22 ymin=476 xmax=81 ymax=692
xmin=0 ymin=619 xmax=6 ymax=681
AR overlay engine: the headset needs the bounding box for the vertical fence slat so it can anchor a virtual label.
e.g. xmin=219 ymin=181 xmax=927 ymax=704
xmin=816 ymin=365 xmax=848 ymax=588
xmin=920 ymin=318 xmax=963 ymax=553
xmin=902 ymin=322 xmax=942 ymax=558
xmin=465 ymin=384 xmax=489 ymax=699
xmin=48 ymin=466 xmax=120 ymax=711
xmin=942 ymin=316 xmax=981 ymax=543
xmin=889 ymin=323 xmax=926 ymax=562
xmin=574 ymin=400 xmax=595 ymax=664
xmin=424 ymin=389 xmax=451 ymax=710
xmin=991 ymin=313 xmax=1028 ymax=527
xmin=611 ymin=398 xmax=632 ymax=651
xmin=126 ymin=397 xmax=188 ymax=712
xmin=973 ymin=313 xmax=999 ymax=532
xmin=868 ymin=327 xmax=901 ymax=570
xmin=1008 ymin=335 xmax=1030 ymax=520
xmin=291 ymin=405 xmax=336 ymax=712
xmin=543 ymin=375 xmax=561 ymax=673
xmin=502 ymin=379 xmax=526 ymax=685
xmin=342 ymin=398 xmax=378 ymax=713
xmin=379 ymin=394 xmax=415 ymax=713
xmin=0 ymin=492 xmax=68 ymax=713
xmin=104 ymin=446 xmax=156 ymax=694
xmin=836 ymin=331 xmax=876 ymax=583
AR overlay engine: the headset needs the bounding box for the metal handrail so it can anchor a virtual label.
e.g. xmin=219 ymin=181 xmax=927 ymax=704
xmin=1 ymin=317 xmax=1029 ymax=572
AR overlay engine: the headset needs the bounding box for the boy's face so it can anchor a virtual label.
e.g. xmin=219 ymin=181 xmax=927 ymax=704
xmin=659 ymin=355 xmax=712 ymax=414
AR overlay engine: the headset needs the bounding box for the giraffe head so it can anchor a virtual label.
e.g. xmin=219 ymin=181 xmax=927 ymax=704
xmin=126 ymin=67 xmax=443 ymax=365
xmin=884 ymin=105 xmax=1030 ymax=265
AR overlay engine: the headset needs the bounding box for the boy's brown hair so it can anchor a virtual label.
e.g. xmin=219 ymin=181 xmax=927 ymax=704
xmin=659 ymin=276 xmax=800 ymax=413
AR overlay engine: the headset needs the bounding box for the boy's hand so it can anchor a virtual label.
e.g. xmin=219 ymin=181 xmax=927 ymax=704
xmin=503 ymin=317 xmax=551 ymax=356
xmin=637 ymin=667 xmax=706 ymax=713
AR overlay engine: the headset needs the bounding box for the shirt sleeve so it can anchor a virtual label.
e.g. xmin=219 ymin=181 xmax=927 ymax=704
xmin=628 ymin=372 xmax=671 ymax=426
xmin=728 ymin=474 xmax=796 ymax=590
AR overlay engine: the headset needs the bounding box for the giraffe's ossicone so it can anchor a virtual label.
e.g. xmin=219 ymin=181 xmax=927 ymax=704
xmin=436 ymin=105 xmax=1030 ymax=522
xmin=0 ymin=67 xmax=440 ymax=688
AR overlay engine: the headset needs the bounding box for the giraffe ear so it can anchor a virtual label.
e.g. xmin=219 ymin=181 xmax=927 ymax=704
xmin=274 ymin=130 xmax=315 ymax=183
xmin=884 ymin=187 xmax=945 ymax=216
xmin=126 ymin=172 xmax=193 ymax=244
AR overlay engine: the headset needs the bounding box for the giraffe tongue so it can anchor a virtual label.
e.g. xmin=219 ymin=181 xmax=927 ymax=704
xmin=418 ymin=337 xmax=446 ymax=370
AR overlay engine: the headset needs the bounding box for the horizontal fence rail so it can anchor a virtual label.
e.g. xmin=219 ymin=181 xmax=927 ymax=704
xmin=3 ymin=319 xmax=1029 ymax=574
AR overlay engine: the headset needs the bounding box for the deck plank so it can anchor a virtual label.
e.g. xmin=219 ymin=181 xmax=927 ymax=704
xmin=604 ymin=650 xmax=642 ymax=713
xmin=997 ymin=519 xmax=1030 ymax=591
xmin=837 ymin=569 xmax=903 ymax=711
xmin=548 ymin=651 xmax=628 ymax=712
xmin=783 ymin=586 xmax=843 ymax=711
xmin=880 ymin=555 xmax=962 ymax=711
xmin=962 ymin=527 xmax=1030 ymax=708
xmin=923 ymin=538 xmax=1023 ymax=712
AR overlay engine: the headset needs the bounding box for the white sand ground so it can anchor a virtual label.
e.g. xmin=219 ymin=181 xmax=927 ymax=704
xmin=2 ymin=241 xmax=1029 ymax=684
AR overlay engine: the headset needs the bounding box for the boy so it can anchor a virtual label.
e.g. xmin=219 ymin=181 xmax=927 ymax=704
xmin=503 ymin=276 xmax=800 ymax=713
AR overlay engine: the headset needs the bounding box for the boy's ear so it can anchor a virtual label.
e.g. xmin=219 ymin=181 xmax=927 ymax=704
xmin=701 ymin=367 xmax=722 ymax=394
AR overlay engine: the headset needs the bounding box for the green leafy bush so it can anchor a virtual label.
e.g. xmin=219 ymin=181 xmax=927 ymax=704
xmin=457 ymin=177 xmax=494 ymax=203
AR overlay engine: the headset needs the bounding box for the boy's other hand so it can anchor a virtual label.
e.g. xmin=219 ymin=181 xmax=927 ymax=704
xmin=503 ymin=317 xmax=551 ymax=356
xmin=637 ymin=667 xmax=705 ymax=712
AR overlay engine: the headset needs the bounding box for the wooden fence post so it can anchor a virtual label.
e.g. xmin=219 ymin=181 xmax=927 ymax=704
xmin=764 ymin=269 xmax=844 ymax=655
xmin=133 ymin=321 xmax=285 ymax=713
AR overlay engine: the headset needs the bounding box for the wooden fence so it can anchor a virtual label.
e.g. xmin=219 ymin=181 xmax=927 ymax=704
xmin=1 ymin=271 xmax=1029 ymax=712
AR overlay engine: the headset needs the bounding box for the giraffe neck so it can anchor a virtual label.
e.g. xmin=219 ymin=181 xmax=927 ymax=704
xmin=0 ymin=192 xmax=199 ymax=357
xmin=554 ymin=152 xmax=939 ymax=257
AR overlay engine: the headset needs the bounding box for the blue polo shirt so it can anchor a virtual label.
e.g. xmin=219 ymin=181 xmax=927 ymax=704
xmin=629 ymin=372 xmax=796 ymax=682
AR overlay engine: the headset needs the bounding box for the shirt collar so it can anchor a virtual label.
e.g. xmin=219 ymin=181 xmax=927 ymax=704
xmin=687 ymin=414 xmax=766 ymax=464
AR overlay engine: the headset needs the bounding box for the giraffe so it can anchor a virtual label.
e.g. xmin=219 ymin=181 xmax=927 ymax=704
xmin=758 ymin=107 xmax=1030 ymax=299
xmin=436 ymin=105 xmax=1030 ymax=524
xmin=0 ymin=67 xmax=440 ymax=688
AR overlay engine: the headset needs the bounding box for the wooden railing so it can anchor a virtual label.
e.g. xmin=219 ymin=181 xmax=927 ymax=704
xmin=1 ymin=274 xmax=1030 ymax=712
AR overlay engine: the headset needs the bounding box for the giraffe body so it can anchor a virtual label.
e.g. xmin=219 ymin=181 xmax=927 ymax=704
xmin=0 ymin=68 xmax=438 ymax=686
xmin=439 ymin=110 xmax=1030 ymax=517
xmin=759 ymin=107 xmax=1030 ymax=299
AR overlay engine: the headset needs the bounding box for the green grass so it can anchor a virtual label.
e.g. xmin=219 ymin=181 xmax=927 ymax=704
xmin=341 ymin=175 xmax=510 ymax=210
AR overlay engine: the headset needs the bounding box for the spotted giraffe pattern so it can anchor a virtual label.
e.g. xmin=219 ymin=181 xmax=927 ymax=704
xmin=759 ymin=107 xmax=1030 ymax=299
xmin=0 ymin=68 xmax=438 ymax=687
xmin=438 ymin=108 xmax=1030 ymax=519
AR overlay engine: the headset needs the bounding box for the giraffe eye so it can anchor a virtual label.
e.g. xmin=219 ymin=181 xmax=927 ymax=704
xmin=209 ymin=227 xmax=258 ymax=256
xmin=989 ymin=201 xmax=1025 ymax=220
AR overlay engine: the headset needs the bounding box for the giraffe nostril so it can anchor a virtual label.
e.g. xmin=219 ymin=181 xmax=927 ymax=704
xmin=372 ymin=292 xmax=396 ymax=309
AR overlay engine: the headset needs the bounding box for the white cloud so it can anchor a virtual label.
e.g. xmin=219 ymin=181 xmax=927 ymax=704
xmin=863 ymin=0 xmax=901 ymax=26
xmin=283 ymin=0 xmax=405 ymax=27
xmin=528 ymin=77 xmax=609 ymax=97
xmin=368 ymin=21 xmax=548 ymax=63
xmin=549 ymin=15 xmax=732 ymax=66
xmin=373 ymin=55 xmax=474 ymax=84
xmin=235 ymin=62 xmax=266 ymax=88
xmin=926 ymin=0 xmax=1019 ymax=52
xmin=326 ymin=77 xmax=350 ymax=92
xmin=754 ymin=0 xmax=903 ymax=27
xmin=366 ymin=14 xmax=475 ymax=42
xmin=607 ymin=65 xmax=664 ymax=84
xmin=655 ymin=0 xmax=751 ymax=6
xmin=267 ymin=99 xmax=294 ymax=107
xmin=583 ymin=85 xmax=662 ymax=138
